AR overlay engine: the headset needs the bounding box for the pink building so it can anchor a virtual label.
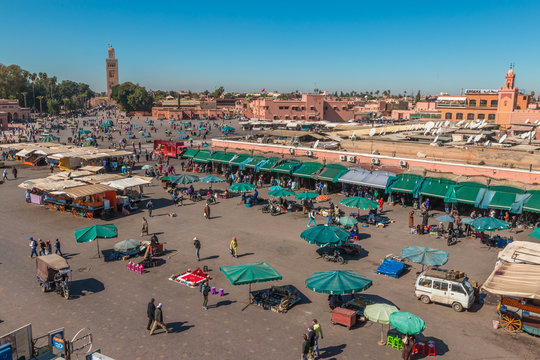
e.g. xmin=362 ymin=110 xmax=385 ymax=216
xmin=245 ymin=94 xmax=356 ymax=121
xmin=0 ymin=99 xmax=31 ymax=130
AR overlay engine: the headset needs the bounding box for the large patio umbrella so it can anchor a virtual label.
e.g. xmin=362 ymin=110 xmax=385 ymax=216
xmin=295 ymin=191 xmax=319 ymax=201
xmin=340 ymin=196 xmax=378 ymax=210
xmin=74 ymin=224 xmax=118 ymax=258
xmin=339 ymin=216 xmax=358 ymax=227
xmin=219 ymin=262 xmax=282 ymax=309
xmin=401 ymin=245 xmax=448 ymax=270
xmin=460 ymin=217 xmax=474 ymax=224
xmin=163 ymin=174 xmax=199 ymax=184
xmin=365 ymin=304 xmax=399 ymax=344
xmin=101 ymin=120 xmax=114 ymax=127
xmin=268 ymin=189 xmax=295 ymax=198
xmin=305 ymin=270 xmax=372 ymax=294
xmin=77 ymin=129 xmax=91 ymax=135
xmin=301 ymin=224 xmax=350 ymax=247
xmin=113 ymin=239 xmax=140 ymax=253
xmin=142 ymin=165 xmax=153 ymax=170
xmin=200 ymin=175 xmax=225 ymax=183
xmin=389 ymin=312 xmax=425 ymax=335
xmin=471 ymin=217 xmax=510 ymax=232
xmin=436 ymin=215 xmax=455 ymax=223
xmin=229 ymin=183 xmax=256 ymax=192
xmin=40 ymin=135 xmax=59 ymax=142
xmin=269 ymin=185 xmax=283 ymax=191
xmin=222 ymin=126 xmax=235 ymax=132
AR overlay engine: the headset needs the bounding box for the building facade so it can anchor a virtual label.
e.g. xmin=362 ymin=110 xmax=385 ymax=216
xmin=0 ymin=99 xmax=31 ymax=130
xmin=106 ymin=45 xmax=119 ymax=96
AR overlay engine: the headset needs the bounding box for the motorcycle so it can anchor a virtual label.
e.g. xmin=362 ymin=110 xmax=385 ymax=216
xmin=261 ymin=201 xmax=281 ymax=216
xmin=322 ymin=249 xmax=345 ymax=264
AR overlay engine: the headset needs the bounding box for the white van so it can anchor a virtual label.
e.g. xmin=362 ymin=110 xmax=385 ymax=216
xmin=415 ymin=269 xmax=475 ymax=312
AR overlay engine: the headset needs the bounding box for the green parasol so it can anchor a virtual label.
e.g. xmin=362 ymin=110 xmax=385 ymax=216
xmin=305 ymin=270 xmax=372 ymax=294
xmin=74 ymin=224 xmax=118 ymax=258
xmin=113 ymin=239 xmax=140 ymax=252
xmin=340 ymin=196 xmax=378 ymax=210
xmin=339 ymin=216 xmax=358 ymax=227
xmin=528 ymin=227 xmax=540 ymax=239
xmin=142 ymin=165 xmax=153 ymax=170
xmin=164 ymin=174 xmax=199 ymax=184
xmin=295 ymin=192 xmax=319 ymax=200
xmin=229 ymin=183 xmax=256 ymax=192
xmin=471 ymin=217 xmax=510 ymax=232
xmin=200 ymin=175 xmax=225 ymax=183
xmin=301 ymin=224 xmax=350 ymax=247
xmin=268 ymin=189 xmax=295 ymax=198
xmin=364 ymin=303 xmax=399 ymax=344
xmin=389 ymin=312 xmax=425 ymax=335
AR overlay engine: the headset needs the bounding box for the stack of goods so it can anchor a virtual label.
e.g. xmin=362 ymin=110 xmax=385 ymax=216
xmin=169 ymin=267 xmax=210 ymax=288
xmin=251 ymin=285 xmax=301 ymax=313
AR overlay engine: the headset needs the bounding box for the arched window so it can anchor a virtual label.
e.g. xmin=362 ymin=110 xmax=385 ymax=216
xmin=456 ymin=113 xmax=463 ymax=120
xmin=478 ymin=113 xmax=485 ymax=120
xmin=490 ymin=100 xmax=498 ymax=107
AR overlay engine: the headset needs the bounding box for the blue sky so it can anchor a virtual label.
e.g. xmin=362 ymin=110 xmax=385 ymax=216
xmin=3 ymin=1 xmax=540 ymax=94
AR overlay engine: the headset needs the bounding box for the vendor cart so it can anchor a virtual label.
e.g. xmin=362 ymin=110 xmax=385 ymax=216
xmin=36 ymin=254 xmax=71 ymax=299
xmin=497 ymin=296 xmax=540 ymax=335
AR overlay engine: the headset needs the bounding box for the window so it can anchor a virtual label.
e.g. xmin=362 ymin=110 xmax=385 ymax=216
xmin=310 ymin=107 xmax=316 ymax=111
xmin=488 ymin=114 xmax=495 ymax=120
xmin=469 ymin=99 xmax=477 ymax=106
xmin=333 ymin=107 xmax=338 ymax=111
xmin=418 ymin=278 xmax=432 ymax=288
xmin=490 ymin=100 xmax=498 ymax=107
xmin=445 ymin=113 xmax=452 ymax=120
xmin=478 ymin=113 xmax=485 ymax=120
xmin=433 ymin=281 xmax=447 ymax=291
xmin=480 ymin=100 xmax=487 ymax=107
xmin=451 ymin=283 xmax=465 ymax=294
xmin=467 ymin=113 xmax=474 ymax=120
xmin=523 ymin=96 xmax=527 ymax=100
xmin=456 ymin=113 xmax=463 ymax=120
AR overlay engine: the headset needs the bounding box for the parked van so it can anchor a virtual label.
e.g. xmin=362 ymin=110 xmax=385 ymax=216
xmin=415 ymin=269 xmax=475 ymax=312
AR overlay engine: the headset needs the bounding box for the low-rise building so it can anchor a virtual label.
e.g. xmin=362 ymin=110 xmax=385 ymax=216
xmin=0 ymin=99 xmax=31 ymax=129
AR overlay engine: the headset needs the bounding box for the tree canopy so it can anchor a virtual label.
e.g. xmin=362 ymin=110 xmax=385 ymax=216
xmin=111 ymin=82 xmax=154 ymax=112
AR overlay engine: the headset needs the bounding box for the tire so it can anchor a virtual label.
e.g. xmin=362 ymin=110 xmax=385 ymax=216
xmin=64 ymin=289 xmax=70 ymax=300
xmin=420 ymin=295 xmax=430 ymax=304
xmin=336 ymin=256 xmax=344 ymax=264
xmin=323 ymin=254 xmax=330 ymax=262
xmin=452 ymin=302 xmax=463 ymax=312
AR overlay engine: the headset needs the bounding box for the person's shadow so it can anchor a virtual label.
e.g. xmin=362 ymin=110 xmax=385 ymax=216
xmin=237 ymin=252 xmax=254 ymax=258
xmin=319 ymin=344 xmax=346 ymax=359
xmin=167 ymin=321 xmax=194 ymax=333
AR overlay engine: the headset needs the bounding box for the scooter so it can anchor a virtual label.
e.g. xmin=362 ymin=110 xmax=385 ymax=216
xmin=323 ymin=249 xmax=345 ymax=264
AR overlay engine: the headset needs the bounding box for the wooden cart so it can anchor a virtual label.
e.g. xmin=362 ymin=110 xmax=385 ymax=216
xmin=497 ymin=296 xmax=540 ymax=335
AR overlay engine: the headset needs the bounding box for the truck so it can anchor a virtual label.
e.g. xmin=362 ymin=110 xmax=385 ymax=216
xmin=153 ymin=140 xmax=187 ymax=158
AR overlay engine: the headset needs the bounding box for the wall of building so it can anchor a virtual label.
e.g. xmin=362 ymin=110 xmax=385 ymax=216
xmin=0 ymin=99 xmax=31 ymax=122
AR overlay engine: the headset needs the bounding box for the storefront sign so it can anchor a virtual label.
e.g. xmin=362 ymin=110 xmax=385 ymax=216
xmin=465 ymin=89 xmax=498 ymax=95
xmin=52 ymin=336 xmax=65 ymax=351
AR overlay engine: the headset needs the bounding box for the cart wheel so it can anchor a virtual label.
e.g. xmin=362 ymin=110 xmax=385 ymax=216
xmin=63 ymin=289 xmax=70 ymax=299
xmin=500 ymin=312 xmax=522 ymax=333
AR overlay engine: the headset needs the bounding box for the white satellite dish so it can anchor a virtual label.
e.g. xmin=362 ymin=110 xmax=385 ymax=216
xmin=456 ymin=120 xmax=465 ymax=126
xmin=535 ymin=120 xmax=539 ymax=124
xmin=466 ymin=136 xmax=473 ymax=143
xmin=474 ymin=134 xmax=482 ymax=142
xmin=525 ymin=119 xmax=530 ymax=123
xmin=425 ymin=121 xmax=435 ymax=131
xmin=409 ymin=125 xmax=414 ymax=131
xmin=444 ymin=120 xmax=450 ymax=127
xmin=369 ymin=128 xmax=376 ymax=136
xmin=464 ymin=121 xmax=470 ymax=128
xmin=485 ymin=140 xmax=490 ymax=146
xmin=379 ymin=128 xmax=384 ymax=135
xmin=521 ymin=131 xmax=530 ymax=139
xmin=437 ymin=127 xmax=443 ymax=134
xmin=433 ymin=135 xmax=439 ymax=143
xmin=499 ymin=134 xmax=507 ymax=144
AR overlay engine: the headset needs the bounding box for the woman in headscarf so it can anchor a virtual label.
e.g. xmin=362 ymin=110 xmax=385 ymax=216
xmin=229 ymin=237 xmax=238 ymax=258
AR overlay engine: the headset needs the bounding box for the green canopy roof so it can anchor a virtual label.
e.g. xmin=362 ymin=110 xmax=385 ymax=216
xmin=305 ymin=270 xmax=372 ymax=295
xmin=420 ymin=178 xmax=456 ymax=199
xmin=209 ymin=151 xmax=226 ymax=162
xmin=524 ymin=191 xmax=540 ymax=213
xmin=229 ymin=153 xmax=251 ymax=166
xmin=214 ymin=152 xmax=237 ymax=164
xmin=489 ymin=185 xmax=525 ymax=194
xmin=259 ymin=157 xmax=280 ymax=172
xmin=292 ymin=162 xmax=324 ymax=178
xmin=301 ymin=224 xmax=351 ymax=247
xmin=74 ymin=224 xmax=118 ymax=243
xmin=316 ymin=164 xmax=348 ymax=183
xmin=273 ymin=161 xmax=301 ymax=175
xmin=488 ymin=191 xmax=517 ymax=210
xmin=219 ymin=262 xmax=282 ymax=285
xmin=182 ymin=149 xmax=199 ymax=158
xmin=193 ymin=150 xmax=212 ymax=163
xmin=444 ymin=182 xmax=486 ymax=204
xmin=245 ymin=156 xmax=267 ymax=168
xmin=386 ymin=174 xmax=424 ymax=197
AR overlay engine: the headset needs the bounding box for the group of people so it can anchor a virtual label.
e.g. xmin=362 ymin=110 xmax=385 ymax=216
xmin=301 ymin=319 xmax=324 ymax=360
xmin=29 ymin=237 xmax=62 ymax=258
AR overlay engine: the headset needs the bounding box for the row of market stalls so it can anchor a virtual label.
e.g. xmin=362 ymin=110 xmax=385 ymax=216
xmin=19 ymin=170 xmax=152 ymax=219
xmin=0 ymin=143 xmax=132 ymax=170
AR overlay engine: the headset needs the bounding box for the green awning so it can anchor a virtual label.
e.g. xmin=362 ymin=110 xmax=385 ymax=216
xmin=419 ymin=178 xmax=456 ymax=199
xmin=229 ymin=153 xmax=251 ymax=166
xmin=524 ymin=191 xmax=540 ymax=213
xmin=259 ymin=157 xmax=280 ymax=172
xmin=316 ymin=164 xmax=348 ymax=183
xmin=214 ymin=152 xmax=237 ymax=164
xmin=245 ymin=156 xmax=267 ymax=169
xmin=489 ymin=192 xmax=517 ymax=210
xmin=444 ymin=182 xmax=486 ymax=204
xmin=182 ymin=149 xmax=199 ymax=158
xmin=273 ymin=161 xmax=302 ymax=175
xmin=193 ymin=150 xmax=212 ymax=163
xmin=209 ymin=151 xmax=225 ymax=162
xmin=219 ymin=262 xmax=282 ymax=285
xmin=489 ymin=185 xmax=525 ymax=194
xmin=292 ymin=162 xmax=324 ymax=178
xmin=387 ymin=174 xmax=424 ymax=198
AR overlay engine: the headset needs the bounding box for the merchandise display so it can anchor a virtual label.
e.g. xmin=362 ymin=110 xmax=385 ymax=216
xmin=251 ymin=285 xmax=301 ymax=313
xmin=169 ymin=267 xmax=210 ymax=288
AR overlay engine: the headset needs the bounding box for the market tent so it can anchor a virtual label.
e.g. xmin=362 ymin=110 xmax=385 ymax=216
xmin=305 ymin=270 xmax=372 ymax=294
xmin=419 ymin=178 xmax=456 ymax=199
xmin=444 ymin=182 xmax=486 ymax=204
xmin=486 ymin=191 xmax=517 ymax=211
xmin=259 ymin=157 xmax=280 ymax=172
xmin=208 ymin=151 xmax=226 ymax=163
xmin=245 ymin=156 xmax=267 ymax=169
xmin=481 ymin=261 xmax=540 ymax=300
xmin=401 ymin=245 xmax=448 ymax=267
xmin=193 ymin=150 xmax=212 ymax=163
xmin=339 ymin=168 xmax=395 ymax=189
xmin=102 ymin=177 xmax=151 ymax=190
xmin=489 ymin=185 xmax=526 ymax=194
xmin=182 ymin=149 xmax=198 ymax=158
xmin=301 ymin=224 xmax=350 ymax=247
xmin=498 ymin=241 xmax=540 ymax=265
xmin=292 ymin=162 xmax=324 ymax=178
xmin=385 ymin=174 xmax=424 ymax=197
xmin=273 ymin=160 xmax=302 ymax=175
xmin=58 ymin=184 xmax=116 ymax=198
xmin=523 ymin=191 xmax=540 ymax=213
xmin=315 ymin=164 xmax=348 ymax=183
xmin=229 ymin=153 xmax=251 ymax=166
xmin=162 ymin=174 xmax=199 ymax=185
xmin=219 ymin=262 xmax=282 ymax=285
xmin=214 ymin=152 xmax=237 ymax=164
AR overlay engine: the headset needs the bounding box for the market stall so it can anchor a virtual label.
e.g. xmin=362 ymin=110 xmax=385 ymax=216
xmin=169 ymin=267 xmax=210 ymax=288
xmin=251 ymin=285 xmax=302 ymax=313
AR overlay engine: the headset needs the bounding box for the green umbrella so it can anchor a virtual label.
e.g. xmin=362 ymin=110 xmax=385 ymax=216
xmin=268 ymin=189 xmax=295 ymax=198
xmin=340 ymin=196 xmax=378 ymax=210
xmin=389 ymin=312 xmax=425 ymax=335
xmin=101 ymin=120 xmax=114 ymax=127
xmin=301 ymin=224 xmax=350 ymax=247
xmin=269 ymin=185 xmax=284 ymax=191
xmin=40 ymin=135 xmax=59 ymax=142
xmin=295 ymin=191 xmax=319 ymax=200
xmin=200 ymin=175 xmax=225 ymax=183
xmin=365 ymin=303 xmax=399 ymax=344
xmin=78 ymin=129 xmax=91 ymax=135
xmin=339 ymin=216 xmax=358 ymax=227
xmin=305 ymin=270 xmax=372 ymax=294
xmin=85 ymin=137 xmax=94 ymax=141
xmin=229 ymin=183 xmax=256 ymax=192
xmin=529 ymin=227 xmax=540 ymax=240
xmin=113 ymin=239 xmax=140 ymax=252
xmin=460 ymin=217 xmax=474 ymax=224
xmin=142 ymin=165 xmax=153 ymax=170
xmin=126 ymin=131 xmax=133 ymax=135
xmin=166 ymin=174 xmax=199 ymax=184
xmin=74 ymin=224 xmax=118 ymax=258
xmin=471 ymin=217 xmax=509 ymax=232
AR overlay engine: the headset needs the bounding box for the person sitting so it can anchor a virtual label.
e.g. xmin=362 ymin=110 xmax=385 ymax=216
xmin=150 ymin=233 xmax=159 ymax=245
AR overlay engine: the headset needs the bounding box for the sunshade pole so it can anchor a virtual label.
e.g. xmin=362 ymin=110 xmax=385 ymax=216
xmin=241 ymin=283 xmax=252 ymax=312
xmin=379 ymin=324 xmax=385 ymax=346
xmin=96 ymin=239 xmax=101 ymax=258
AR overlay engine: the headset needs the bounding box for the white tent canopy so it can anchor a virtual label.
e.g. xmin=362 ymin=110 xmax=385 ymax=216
xmin=101 ymin=177 xmax=151 ymax=190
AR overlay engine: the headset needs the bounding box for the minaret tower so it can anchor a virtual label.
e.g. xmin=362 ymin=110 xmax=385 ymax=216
xmin=106 ymin=44 xmax=119 ymax=97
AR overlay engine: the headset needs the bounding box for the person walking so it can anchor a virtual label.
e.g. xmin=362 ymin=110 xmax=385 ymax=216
xmin=146 ymin=200 xmax=153 ymax=217
xmin=229 ymin=237 xmax=238 ymax=258
xmin=378 ymin=197 xmax=384 ymax=211
xmin=301 ymin=334 xmax=310 ymax=360
xmin=38 ymin=239 xmax=46 ymax=256
xmin=54 ymin=239 xmax=63 ymax=256
xmin=12 ymin=167 xmax=17 ymax=179
xmin=200 ymin=280 xmax=210 ymax=310
xmin=307 ymin=209 xmax=317 ymax=228
xmin=312 ymin=319 xmax=323 ymax=357
xmin=149 ymin=303 xmax=169 ymax=335
xmin=409 ymin=210 xmax=415 ymax=228
xmin=2 ymin=169 xmax=7 ymax=181
xmin=46 ymin=240 xmax=52 ymax=255
xmin=306 ymin=326 xmax=316 ymax=360
xmin=146 ymin=298 xmax=156 ymax=330
xmin=29 ymin=237 xmax=38 ymax=258
xmin=203 ymin=203 xmax=210 ymax=220
xmin=141 ymin=217 xmax=149 ymax=236
xmin=194 ymin=237 xmax=201 ymax=261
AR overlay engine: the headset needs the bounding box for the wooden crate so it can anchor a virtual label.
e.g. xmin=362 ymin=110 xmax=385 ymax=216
xmin=331 ymin=307 xmax=356 ymax=329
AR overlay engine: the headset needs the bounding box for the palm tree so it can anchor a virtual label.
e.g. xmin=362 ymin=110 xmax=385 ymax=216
xmin=37 ymin=96 xmax=44 ymax=114
xmin=21 ymin=92 xmax=28 ymax=108
xmin=29 ymin=73 xmax=37 ymax=111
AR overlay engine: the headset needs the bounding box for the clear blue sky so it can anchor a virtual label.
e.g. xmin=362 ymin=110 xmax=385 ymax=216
xmin=3 ymin=1 xmax=540 ymax=95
